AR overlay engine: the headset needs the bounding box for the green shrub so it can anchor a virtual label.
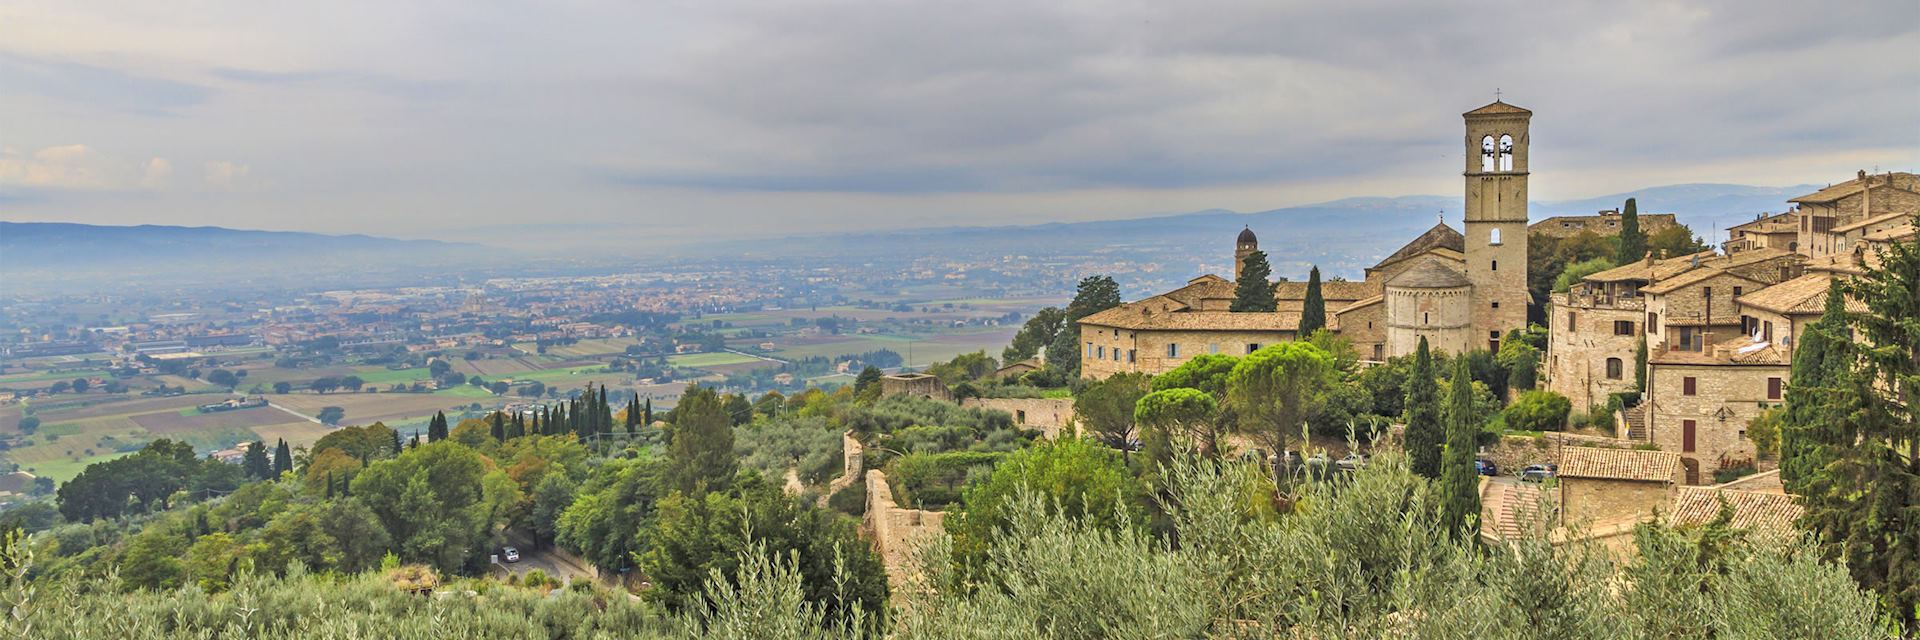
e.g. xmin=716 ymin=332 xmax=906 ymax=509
xmin=827 ymin=482 xmax=867 ymax=517
xmin=1503 ymin=390 xmax=1572 ymax=432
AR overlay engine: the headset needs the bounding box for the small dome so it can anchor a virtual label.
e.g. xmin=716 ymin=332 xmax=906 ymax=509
xmin=1237 ymin=226 xmax=1257 ymax=244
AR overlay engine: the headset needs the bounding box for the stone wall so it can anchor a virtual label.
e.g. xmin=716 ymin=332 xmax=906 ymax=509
xmin=1477 ymin=432 xmax=1633 ymax=478
xmin=1545 ymin=292 xmax=1644 ymax=410
xmin=1645 ymin=361 xmax=1781 ymax=483
xmin=1385 ymin=286 xmax=1473 ymax=356
xmin=959 ymin=397 xmax=1075 ymax=439
xmin=1560 ymin=477 xmax=1671 ymax=526
xmin=828 ymin=431 xmax=863 ymax=495
xmin=863 ymin=469 xmax=946 ymax=598
xmin=880 ymin=374 xmax=950 ymax=402
xmin=1080 ymin=327 xmax=1293 ymax=378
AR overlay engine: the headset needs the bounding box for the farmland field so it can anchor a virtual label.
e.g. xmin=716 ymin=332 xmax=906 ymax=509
xmin=130 ymin=406 xmax=290 ymax=434
xmin=271 ymin=393 xmax=478 ymax=427
xmin=666 ymin=352 xmax=762 ymax=368
xmin=26 ymin=453 xmax=125 ymax=484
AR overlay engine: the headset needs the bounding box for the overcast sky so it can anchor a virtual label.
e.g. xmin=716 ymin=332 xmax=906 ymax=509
xmin=2 ymin=0 xmax=1916 ymax=246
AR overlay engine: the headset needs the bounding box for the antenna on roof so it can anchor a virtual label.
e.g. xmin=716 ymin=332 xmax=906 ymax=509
xmin=1494 ymin=87 xmax=1502 ymax=101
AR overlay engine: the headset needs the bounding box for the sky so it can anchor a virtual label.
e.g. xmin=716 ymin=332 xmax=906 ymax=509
xmin=2 ymin=0 xmax=1916 ymax=248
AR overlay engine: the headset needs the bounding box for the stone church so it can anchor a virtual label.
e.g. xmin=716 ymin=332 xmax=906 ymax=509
xmin=1079 ymin=101 xmax=1535 ymax=379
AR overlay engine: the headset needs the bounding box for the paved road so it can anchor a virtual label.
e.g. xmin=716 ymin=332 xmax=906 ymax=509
xmin=493 ymin=538 xmax=595 ymax=586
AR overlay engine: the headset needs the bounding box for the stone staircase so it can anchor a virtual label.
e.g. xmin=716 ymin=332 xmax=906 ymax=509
xmin=1481 ymin=478 xmax=1557 ymax=542
xmin=1620 ymin=403 xmax=1649 ymax=442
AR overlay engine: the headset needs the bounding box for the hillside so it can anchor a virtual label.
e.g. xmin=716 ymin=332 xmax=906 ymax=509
xmin=0 ymin=222 xmax=483 ymax=292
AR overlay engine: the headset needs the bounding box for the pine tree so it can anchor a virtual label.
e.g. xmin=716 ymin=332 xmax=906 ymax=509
xmin=1615 ymin=197 xmax=1647 ymax=264
xmin=242 ymin=440 xmax=272 ymax=480
xmin=1231 ymin=251 xmax=1277 ymax=312
xmin=272 ymin=438 xmax=292 ymax=475
xmin=1298 ymin=265 xmax=1326 ymax=334
xmin=427 ymin=411 xmax=448 ymax=442
xmin=1796 ymin=227 xmax=1920 ymax=626
xmin=490 ymin=411 xmax=506 ymax=442
xmin=1779 ymin=284 xmax=1849 ymax=491
xmin=1439 ymin=356 xmax=1482 ymax=538
xmin=667 ymin=386 xmax=737 ymax=494
xmin=1046 ymin=275 xmax=1122 ymax=376
xmin=1402 ymin=337 xmax=1444 ymax=478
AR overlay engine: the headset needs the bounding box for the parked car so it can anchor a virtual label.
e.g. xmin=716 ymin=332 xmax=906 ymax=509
xmin=502 ymin=546 xmax=521 ymax=563
xmin=1520 ymin=464 xmax=1557 ymax=483
xmin=1336 ymin=453 xmax=1369 ymax=472
xmin=1475 ymin=459 xmax=1498 ymax=476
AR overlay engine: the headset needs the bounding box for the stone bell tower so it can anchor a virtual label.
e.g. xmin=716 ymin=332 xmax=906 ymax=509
xmin=1463 ymin=100 xmax=1532 ymax=352
xmin=1233 ymin=226 xmax=1258 ymax=281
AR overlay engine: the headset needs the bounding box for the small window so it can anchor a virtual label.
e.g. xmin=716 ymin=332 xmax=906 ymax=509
xmin=1567 ymin=311 xmax=1577 ymax=329
xmin=1247 ymin=343 xmax=1260 ymax=354
xmin=1167 ymin=343 xmax=1179 ymax=358
xmin=1490 ymin=228 xmax=1503 ymax=245
xmin=1423 ymin=312 xmax=1430 ymax=324
xmin=1097 ymin=345 xmax=1105 ymax=359
xmin=1606 ymin=358 xmax=1624 ymax=380
xmin=1492 ymin=301 xmax=1500 ymax=309
xmin=1767 ymin=377 xmax=1782 ymax=400
xmin=1683 ymin=377 xmax=1697 ymax=396
xmin=1086 ymin=342 xmax=1094 ymax=357
xmin=1763 ymin=321 xmax=1774 ymax=342
xmin=1373 ymin=344 xmax=1384 ymax=360
xmin=1733 ymin=286 xmax=1744 ymax=297
xmin=1209 ymin=343 xmax=1219 ymax=354
xmin=1127 ymin=349 xmax=1136 ymax=364
xmin=1491 ymin=259 xmax=1498 ymax=271
xmin=1614 ymin=320 xmax=1634 ymax=336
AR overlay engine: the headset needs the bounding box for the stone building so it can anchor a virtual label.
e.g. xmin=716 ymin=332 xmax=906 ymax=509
xmin=1645 ymin=340 xmax=1784 ymax=484
xmin=1723 ymin=211 xmax=1800 ymax=255
xmin=1791 ymin=170 xmax=1920 ymax=260
xmin=1556 ymin=445 xmax=1681 ymax=525
xmin=878 ymin=373 xmax=950 ymax=402
xmin=1077 ymin=100 xmax=1537 ymax=378
xmin=1532 ymin=209 xmax=1679 ymax=240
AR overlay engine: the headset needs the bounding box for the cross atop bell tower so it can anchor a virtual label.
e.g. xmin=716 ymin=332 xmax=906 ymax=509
xmin=1462 ymin=99 xmax=1532 ymax=351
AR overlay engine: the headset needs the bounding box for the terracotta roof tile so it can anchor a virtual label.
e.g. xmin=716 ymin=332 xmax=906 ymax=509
xmin=1464 ymin=101 xmax=1532 ymax=116
xmin=1386 ymin=257 xmax=1472 ymax=289
xmin=1558 ymin=446 xmax=1680 ymax=482
xmin=1667 ymin=486 xmax=1802 ymax=535
xmin=1374 ymin=223 xmax=1465 ymax=271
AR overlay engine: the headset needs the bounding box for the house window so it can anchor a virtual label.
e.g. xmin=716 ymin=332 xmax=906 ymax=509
xmin=1733 ymin=286 xmax=1744 ymax=297
xmin=1373 ymin=344 xmax=1384 ymax=360
xmin=1167 ymin=343 xmax=1179 ymax=358
xmin=1768 ymin=377 xmax=1782 ymax=400
xmin=1606 ymin=358 xmax=1624 ymax=380
xmin=1246 ymin=343 xmax=1260 ymax=354
xmin=1424 ymin=312 xmax=1430 ymax=324
xmin=1614 ymin=320 xmax=1634 ymax=336
xmin=1086 ymin=342 xmax=1094 ymax=357
xmin=1648 ymin=312 xmax=1660 ymax=333
xmin=1209 ymin=343 xmax=1219 ymax=354
xmin=1683 ymin=420 xmax=1697 ymax=452
xmin=1683 ymin=377 xmax=1697 ymax=396
xmin=1096 ymin=345 xmax=1105 ymax=359
xmin=1567 ymin=311 xmax=1577 ymax=329
xmin=1127 ymin=349 xmax=1136 ymax=364
xmin=1491 ymin=301 xmax=1500 ymax=309
xmin=1763 ymin=321 xmax=1774 ymax=342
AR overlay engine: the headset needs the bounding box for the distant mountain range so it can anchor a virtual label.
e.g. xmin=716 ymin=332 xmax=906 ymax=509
xmin=0 ymin=182 xmax=1820 ymax=292
xmin=0 ymin=222 xmax=483 ymax=293
xmin=729 ymin=183 xmax=1819 ymax=280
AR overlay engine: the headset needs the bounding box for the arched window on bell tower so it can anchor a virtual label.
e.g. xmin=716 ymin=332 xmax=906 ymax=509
xmin=1498 ymin=134 xmax=1514 ymax=172
xmin=1480 ymin=135 xmax=1496 ymax=172
xmin=1490 ymin=228 xmax=1502 ymax=245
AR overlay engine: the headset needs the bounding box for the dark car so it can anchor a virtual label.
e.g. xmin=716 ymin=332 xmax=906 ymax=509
xmin=1520 ymin=463 xmax=1557 ymax=483
xmin=1475 ymin=459 xmax=1498 ymax=476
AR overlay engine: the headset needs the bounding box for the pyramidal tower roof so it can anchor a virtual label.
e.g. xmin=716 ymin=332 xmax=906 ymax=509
xmin=1464 ymin=100 xmax=1532 ymax=117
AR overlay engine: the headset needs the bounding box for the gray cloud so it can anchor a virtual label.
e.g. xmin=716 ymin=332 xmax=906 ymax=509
xmin=0 ymin=0 xmax=1914 ymax=244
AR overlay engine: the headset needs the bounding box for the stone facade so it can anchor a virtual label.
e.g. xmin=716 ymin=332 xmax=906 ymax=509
xmin=1462 ymin=102 xmax=1533 ymax=355
xmin=1792 ymin=171 xmax=1920 ymax=260
xmin=1644 ymin=359 xmax=1782 ymax=484
xmin=1079 ymin=324 xmax=1294 ymax=379
xmin=1545 ymin=291 xmax=1643 ymax=410
xmin=879 ymin=373 xmax=950 ymax=402
xmin=1561 ymin=477 xmax=1673 ymax=525
xmin=958 ymin=397 xmax=1075 ymax=439
xmin=1384 ymin=276 xmax=1474 ymax=356
xmin=1532 ymin=210 xmax=1679 ymax=239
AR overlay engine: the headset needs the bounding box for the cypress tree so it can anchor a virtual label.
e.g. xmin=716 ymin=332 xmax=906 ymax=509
xmin=272 ymin=438 xmax=292 ymax=475
xmin=1633 ymin=336 xmax=1648 ymax=393
xmin=427 ymin=411 xmax=448 ymax=442
xmin=1231 ymin=251 xmax=1277 ymax=312
xmin=410 ymin=430 xmax=421 ymax=449
xmin=325 ymin=471 xmax=334 ymax=499
xmin=643 ymin=398 xmax=653 ymax=425
xmin=667 ymin=386 xmax=737 ymax=494
xmin=390 ymin=427 xmax=403 ymax=454
xmin=1615 ymin=197 xmax=1647 ymax=264
xmin=1298 ymin=265 xmax=1326 ymax=335
xmin=1796 ymin=229 xmax=1920 ymax=625
xmin=242 ymin=440 xmax=272 ymax=480
xmin=625 ymin=396 xmax=639 ymax=434
xmin=1439 ymin=357 xmax=1482 ymax=538
xmin=1779 ymin=284 xmax=1849 ymax=491
xmin=490 ymin=411 xmax=506 ymax=442
xmin=1402 ymin=337 xmax=1444 ymax=478
xmin=509 ymin=412 xmax=526 ymax=439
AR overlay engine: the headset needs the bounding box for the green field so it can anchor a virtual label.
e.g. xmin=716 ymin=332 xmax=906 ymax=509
xmin=666 ymin=352 xmax=762 ymax=368
xmin=0 ymin=368 xmax=112 ymax=386
xmin=25 ymin=453 xmax=127 ymax=484
xmin=355 ymin=367 xmax=433 ymax=385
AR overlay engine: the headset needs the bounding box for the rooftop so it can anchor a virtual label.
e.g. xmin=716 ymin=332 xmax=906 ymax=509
xmin=1558 ymin=446 xmax=1680 ymax=482
xmin=1735 ymin=272 xmax=1863 ymax=316
xmin=1464 ymin=100 xmax=1532 ymax=117
xmin=1386 ymin=257 xmax=1472 ymax=289
xmin=1373 ymin=223 xmax=1465 ymax=271
xmin=1667 ymin=485 xmax=1802 ymax=535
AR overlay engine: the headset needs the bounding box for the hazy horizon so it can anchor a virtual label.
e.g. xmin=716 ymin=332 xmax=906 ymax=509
xmin=3 ymin=1 xmax=1916 ymax=247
